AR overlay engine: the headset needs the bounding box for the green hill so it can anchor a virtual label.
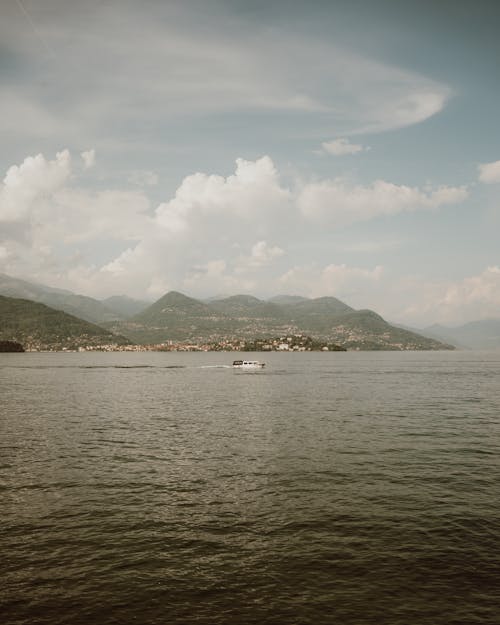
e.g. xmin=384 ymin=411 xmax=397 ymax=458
xmin=278 ymin=296 xmax=355 ymax=333
xmin=0 ymin=273 xmax=122 ymax=324
xmin=112 ymin=291 xmax=236 ymax=344
xmin=320 ymin=309 xmax=451 ymax=350
xmin=0 ymin=296 xmax=131 ymax=351
xmin=136 ymin=291 xmax=217 ymax=321
xmin=0 ymin=272 xmax=456 ymax=350
xmin=108 ymin=291 xmax=453 ymax=350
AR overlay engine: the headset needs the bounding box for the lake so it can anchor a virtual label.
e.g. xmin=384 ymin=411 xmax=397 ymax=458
xmin=1 ymin=350 xmax=499 ymax=624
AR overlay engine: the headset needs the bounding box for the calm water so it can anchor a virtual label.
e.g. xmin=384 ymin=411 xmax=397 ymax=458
xmin=1 ymin=350 xmax=499 ymax=624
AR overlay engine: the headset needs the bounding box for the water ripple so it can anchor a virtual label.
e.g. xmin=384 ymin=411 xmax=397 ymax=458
xmin=1 ymin=350 xmax=499 ymax=624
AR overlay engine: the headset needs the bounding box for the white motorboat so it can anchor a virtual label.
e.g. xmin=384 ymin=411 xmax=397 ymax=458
xmin=232 ymin=359 xmax=265 ymax=369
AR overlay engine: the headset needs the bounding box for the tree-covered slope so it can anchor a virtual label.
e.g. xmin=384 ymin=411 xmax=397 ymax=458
xmin=0 ymin=273 xmax=122 ymax=324
xmin=0 ymin=296 xmax=131 ymax=351
xmin=109 ymin=291 xmax=454 ymax=349
xmin=112 ymin=291 xmax=236 ymax=343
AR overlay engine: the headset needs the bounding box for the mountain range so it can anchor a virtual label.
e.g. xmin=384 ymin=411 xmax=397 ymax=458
xmin=1 ymin=272 xmax=497 ymax=350
xmin=422 ymin=320 xmax=500 ymax=350
xmin=106 ymin=291 xmax=452 ymax=350
xmin=0 ymin=273 xmax=150 ymax=324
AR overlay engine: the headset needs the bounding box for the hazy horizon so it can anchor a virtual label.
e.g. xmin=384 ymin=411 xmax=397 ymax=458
xmin=1 ymin=0 xmax=499 ymax=326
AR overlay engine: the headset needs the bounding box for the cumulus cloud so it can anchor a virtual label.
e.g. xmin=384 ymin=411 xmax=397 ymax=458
xmin=0 ymin=149 xmax=473 ymax=315
xmin=155 ymin=156 xmax=291 ymax=236
xmin=437 ymin=266 xmax=500 ymax=321
xmin=183 ymin=259 xmax=256 ymax=295
xmin=392 ymin=266 xmax=500 ymax=326
xmin=279 ymin=263 xmax=383 ymax=300
xmin=100 ymin=240 xmax=169 ymax=298
xmin=0 ymin=150 xmax=71 ymax=222
xmin=298 ymin=178 xmax=467 ymax=225
xmin=45 ymin=188 xmax=151 ymax=245
xmin=322 ymin=138 xmax=367 ymax=156
xmin=478 ymin=160 xmax=500 ymax=184
xmin=102 ymin=157 xmax=291 ymax=296
xmin=81 ymin=149 xmax=96 ymax=169
xmin=251 ymin=240 xmax=284 ymax=263
xmin=235 ymin=241 xmax=285 ymax=271
xmin=0 ymin=149 xmax=155 ymax=297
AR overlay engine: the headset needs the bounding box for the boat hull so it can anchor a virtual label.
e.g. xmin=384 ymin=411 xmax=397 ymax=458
xmin=232 ymin=360 xmax=265 ymax=369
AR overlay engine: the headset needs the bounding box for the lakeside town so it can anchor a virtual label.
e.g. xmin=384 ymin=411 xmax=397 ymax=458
xmin=9 ymin=327 xmax=446 ymax=353
xmin=80 ymin=335 xmax=347 ymax=352
xmin=13 ymin=334 xmax=347 ymax=353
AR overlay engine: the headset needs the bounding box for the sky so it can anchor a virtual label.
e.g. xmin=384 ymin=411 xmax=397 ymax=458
xmin=1 ymin=0 xmax=499 ymax=327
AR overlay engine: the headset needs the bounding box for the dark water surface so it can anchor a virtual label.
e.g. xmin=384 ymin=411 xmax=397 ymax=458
xmin=1 ymin=351 xmax=499 ymax=624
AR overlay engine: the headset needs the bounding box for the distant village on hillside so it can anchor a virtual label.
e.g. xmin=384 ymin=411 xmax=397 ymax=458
xmin=77 ymin=335 xmax=347 ymax=353
xmin=0 ymin=273 xmax=468 ymax=352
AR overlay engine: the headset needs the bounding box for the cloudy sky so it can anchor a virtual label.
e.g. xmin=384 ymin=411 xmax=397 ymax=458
xmin=1 ymin=0 xmax=499 ymax=326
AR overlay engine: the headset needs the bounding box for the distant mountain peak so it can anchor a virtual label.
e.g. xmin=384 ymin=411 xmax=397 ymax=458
xmin=153 ymin=291 xmax=205 ymax=307
xmin=0 ymin=274 xmax=461 ymax=350
xmin=133 ymin=290 xmax=217 ymax=323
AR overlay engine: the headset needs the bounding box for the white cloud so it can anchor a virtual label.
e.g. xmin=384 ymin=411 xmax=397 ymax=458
xmin=0 ymin=150 xmax=151 ymax=243
xmin=478 ymin=160 xmax=500 ymax=184
xmin=359 ymin=89 xmax=449 ymax=134
xmin=54 ymin=188 xmax=151 ymax=242
xmin=231 ymin=240 xmax=285 ymax=276
xmin=183 ymin=259 xmax=256 ymax=295
xmin=322 ymin=138 xmax=366 ymax=156
xmin=0 ymin=150 xmax=71 ymax=223
xmin=298 ymin=178 xmax=467 ymax=225
xmin=155 ymin=156 xmax=291 ymax=236
xmin=81 ymin=149 xmax=96 ymax=169
xmin=279 ymin=263 xmax=384 ymax=301
xmin=0 ymin=2 xmax=452 ymax=168
xmin=246 ymin=241 xmax=285 ymax=267
xmin=0 ymin=149 xmax=155 ymax=297
xmin=276 ymin=264 xmax=500 ymax=327
xmin=146 ymin=276 xmax=172 ymax=299
xmin=101 ymin=157 xmax=292 ymax=296
xmin=0 ymin=149 xmax=477 ymax=321
xmin=367 ymin=266 xmax=500 ymax=327
xmin=99 ymin=241 xmax=172 ymax=299
xmin=437 ymin=266 xmax=500 ymax=322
